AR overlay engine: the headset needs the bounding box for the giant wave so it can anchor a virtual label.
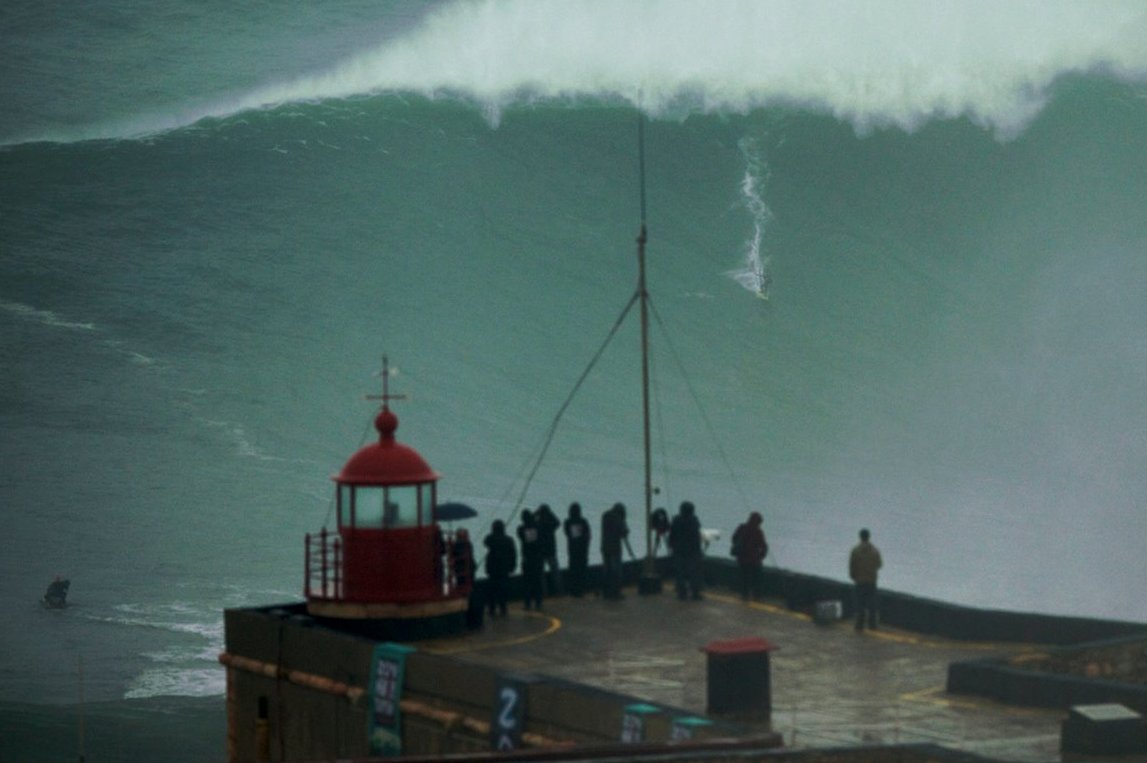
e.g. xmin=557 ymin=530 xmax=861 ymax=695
xmin=6 ymin=0 xmax=1147 ymax=145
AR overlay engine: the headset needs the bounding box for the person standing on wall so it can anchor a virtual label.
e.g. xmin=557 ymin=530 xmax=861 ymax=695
xmin=731 ymin=511 xmax=768 ymax=601
xmin=563 ymin=502 xmax=590 ymax=597
xmin=849 ymin=527 xmax=883 ymax=631
xmin=451 ymin=528 xmax=474 ymax=591
xmin=668 ymin=501 xmax=704 ymax=600
xmin=600 ymin=503 xmax=632 ymax=600
xmin=483 ymin=521 xmax=516 ymax=617
xmin=535 ymin=503 xmax=562 ymax=596
xmin=517 ymin=510 xmax=545 ymax=611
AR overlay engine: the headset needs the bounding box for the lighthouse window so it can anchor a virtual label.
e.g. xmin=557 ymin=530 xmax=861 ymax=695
xmin=351 ymin=485 xmax=420 ymax=528
xmin=337 ymin=485 xmax=351 ymax=528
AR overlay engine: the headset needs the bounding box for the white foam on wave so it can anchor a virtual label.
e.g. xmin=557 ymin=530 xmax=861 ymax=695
xmin=0 ymin=299 xmax=97 ymax=331
xmin=94 ymin=602 xmax=224 ymax=641
xmin=198 ymin=418 xmax=288 ymax=462
xmin=94 ymin=600 xmax=228 ymax=699
xmin=1 ymin=301 xmax=171 ymax=373
xmin=224 ymin=0 xmax=1147 ymax=138
xmin=725 ymin=136 xmax=772 ymax=296
xmin=100 ymin=340 xmax=164 ymax=369
xmin=124 ymin=667 xmax=225 ymax=699
xmin=77 ymin=587 xmax=293 ymax=699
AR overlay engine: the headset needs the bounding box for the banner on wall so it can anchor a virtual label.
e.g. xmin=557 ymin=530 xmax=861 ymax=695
xmin=671 ymin=716 xmax=713 ymax=741
xmin=490 ymin=674 xmax=528 ymax=750
xmin=621 ymin=703 xmax=659 ymax=743
xmin=369 ymin=643 xmax=415 ymax=756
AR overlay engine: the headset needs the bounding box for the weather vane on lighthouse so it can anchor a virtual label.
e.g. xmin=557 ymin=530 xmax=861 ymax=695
xmin=368 ymin=355 xmax=406 ymax=410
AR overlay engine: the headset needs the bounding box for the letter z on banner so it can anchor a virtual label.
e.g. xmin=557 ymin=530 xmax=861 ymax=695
xmin=490 ymin=674 xmax=528 ymax=750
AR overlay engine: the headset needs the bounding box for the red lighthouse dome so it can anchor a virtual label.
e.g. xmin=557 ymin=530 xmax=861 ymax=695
xmin=337 ymin=407 xmax=439 ymax=486
xmin=304 ymin=359 xmax=472 ymax=637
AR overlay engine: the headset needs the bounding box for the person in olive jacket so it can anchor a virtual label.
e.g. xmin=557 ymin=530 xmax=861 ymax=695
xmin=849 ymin=528 xmax=883 ymax=631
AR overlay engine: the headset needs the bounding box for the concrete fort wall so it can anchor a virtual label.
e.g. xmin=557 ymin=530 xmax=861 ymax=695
xmin=700 ymin=558 xmax=1147 ymax=714
xmin=700 ymin=558 xmax=1146 ymax=645
xmin=222 ymin=606 xmax=376 ymax=761
xmin=946 ymin=633 xmax=1147 ymax=713
xmin=221 ymin=559 xmax=1147 ymax=761
xmin=221 ymin=603 xmax=759 ymax=763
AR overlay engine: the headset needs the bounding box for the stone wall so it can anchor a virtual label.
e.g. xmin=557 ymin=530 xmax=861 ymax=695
xmin=947 ymin=634 xmax=1147 ymax=713
xmin=221 ymin=603 xmax=767 ymax=762
xmin=222 ymin=559 xmax=1147 ymax=761
xmin=700 ymin=558 xmax=1146 ymax=645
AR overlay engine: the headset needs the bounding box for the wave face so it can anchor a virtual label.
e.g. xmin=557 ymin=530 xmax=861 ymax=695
xmin=2 ymin=1 xmax=1147 ymax=705
xmin=4 ymin=0 xmax=1146 ymax=143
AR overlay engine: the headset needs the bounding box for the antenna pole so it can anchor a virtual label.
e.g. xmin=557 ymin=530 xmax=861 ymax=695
xmin=637 ymin=111 xmax=661 ymax=595
xmin=77 ymin=654 xmax=85 ymax=762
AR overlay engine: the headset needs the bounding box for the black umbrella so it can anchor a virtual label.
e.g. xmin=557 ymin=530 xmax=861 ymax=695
xmin=433 ymin=502 xmax=478 ymax=523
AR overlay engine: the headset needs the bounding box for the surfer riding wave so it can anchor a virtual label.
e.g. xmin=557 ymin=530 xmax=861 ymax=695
xmin=725 ymin=136 xmax=773 ymax=300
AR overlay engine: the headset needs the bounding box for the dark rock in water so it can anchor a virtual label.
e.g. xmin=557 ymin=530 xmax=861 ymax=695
xmin=42 ymin=578 xmax=69 ymax=609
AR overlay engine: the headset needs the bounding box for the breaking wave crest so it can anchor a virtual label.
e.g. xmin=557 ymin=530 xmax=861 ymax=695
xmin=217 ymin=0 xmax=1147 ymax=138
xmin=17 ymin=0 xmax=1146 ymax=145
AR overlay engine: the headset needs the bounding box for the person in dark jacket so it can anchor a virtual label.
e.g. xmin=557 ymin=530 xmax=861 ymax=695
xmin=517 ymin=510 xmax=545 ymax=610
xmin=483 ymin=521 xmax=516 ymax=617
xmin=600 ymin=503 xmax=633 ymax=600
xmin=563 ymin=502 xmax=590 ymax=597
xmin=535 ymin=503 xmax=562 ymax=596
xmin=668 ymin=501 xmax=704 ymax=600
xmin=731 ymin=511 xmax=768 ymax=600
xmin=650 ymin=507 xmax=670 ymax=556
xmin=451 ymin=528 xmax=474 ymax=592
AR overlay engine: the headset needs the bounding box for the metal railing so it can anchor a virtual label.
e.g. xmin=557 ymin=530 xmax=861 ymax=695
xmin=305 ymin=527 xmax=473 ymax=602
xmin=305 ymin=528 xmax=343 ymax=600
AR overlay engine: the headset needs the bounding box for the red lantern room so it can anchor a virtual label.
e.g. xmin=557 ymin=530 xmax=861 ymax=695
xmin=305 ymin=359 xmax=472 ymax=636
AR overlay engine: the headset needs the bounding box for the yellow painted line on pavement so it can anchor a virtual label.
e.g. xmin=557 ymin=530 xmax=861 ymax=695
xmin=866 ymin=627 xmax=1042 ymax=653
xmin=901 ymin=685 xmax=986 ymax=709
xmin=422 ymin=611 xmax=562 ymax=655
xmin=704 ymin=591 xmax=812 ymax=621
xmin=706 ymin=591 xmax=1041 ymax=654
xmin=900 ymin=685 xmax=1052 ymax=716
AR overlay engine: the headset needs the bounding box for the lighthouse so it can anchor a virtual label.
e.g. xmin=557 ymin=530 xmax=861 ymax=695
xmin=304 ymin=359 xmax=472 ymax=639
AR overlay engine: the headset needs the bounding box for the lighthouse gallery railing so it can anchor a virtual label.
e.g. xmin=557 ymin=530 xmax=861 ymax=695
xmin=305 ymin=527 xmax=473 ymax=603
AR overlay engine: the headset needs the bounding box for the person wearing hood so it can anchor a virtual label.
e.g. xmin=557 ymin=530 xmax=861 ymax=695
xmin=517 ymin=510 xmax=545 ymax=610
xmin=668 ymin=501 xmax=704 ymax=600
xmin=563 ymin=502 xmax=590 ymax=597
xmin=600 ymin=503 xmax=633 ymax=600
xmin=535 ymin=503 xmax=562 ymax=596
xmin=483 ymin=521 xmax=516 ymax=617
xmin=451 ymin=529 xmax=474 ymax=591
xmin=731 ymin=511 xmax=769 ymax=600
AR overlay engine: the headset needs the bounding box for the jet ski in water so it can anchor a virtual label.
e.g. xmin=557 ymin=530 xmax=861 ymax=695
xmin=42 ymin=576 xmax=69 ymax=609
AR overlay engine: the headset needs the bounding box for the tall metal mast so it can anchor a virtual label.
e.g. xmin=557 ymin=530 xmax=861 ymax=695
xmin=637 ymin=113 xmax=661 ymax=595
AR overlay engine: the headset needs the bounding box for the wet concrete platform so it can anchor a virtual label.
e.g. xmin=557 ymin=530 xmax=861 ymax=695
xmin=419 ymin=585 xmax=1066 ymax=762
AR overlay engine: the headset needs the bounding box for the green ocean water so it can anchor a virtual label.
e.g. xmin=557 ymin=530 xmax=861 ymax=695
xmin=2 ymin=4 xmax=1146 ymax=749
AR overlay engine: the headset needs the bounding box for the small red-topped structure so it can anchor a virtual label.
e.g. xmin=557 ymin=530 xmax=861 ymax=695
xmin=305 ymin=358 xmax=472 ymax=637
